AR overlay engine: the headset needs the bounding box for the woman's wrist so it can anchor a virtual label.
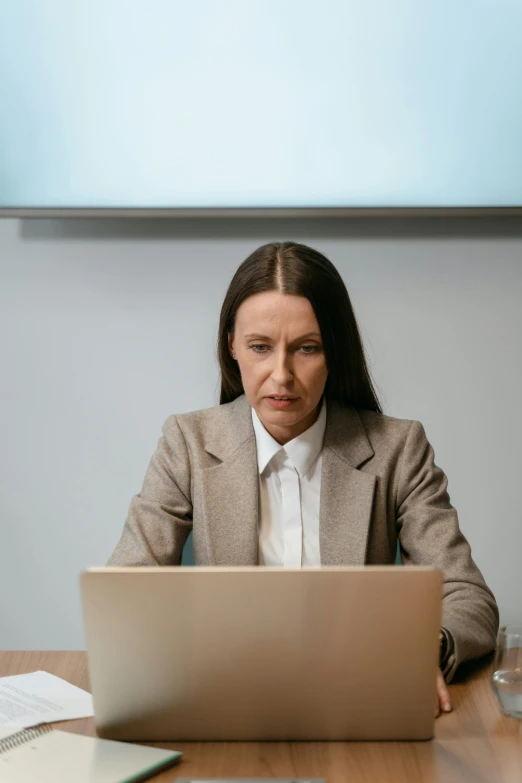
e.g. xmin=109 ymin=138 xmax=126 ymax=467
xmin=439 ymin=627 xmax=454 ymax=670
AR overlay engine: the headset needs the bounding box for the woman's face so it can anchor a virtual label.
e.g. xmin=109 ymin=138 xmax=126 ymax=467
xmin=229 ymin=291 xmax=328 ymax=444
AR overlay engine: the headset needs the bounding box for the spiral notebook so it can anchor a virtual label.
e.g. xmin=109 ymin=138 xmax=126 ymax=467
xmin=0 ymin=724 xmax=182 ymax=783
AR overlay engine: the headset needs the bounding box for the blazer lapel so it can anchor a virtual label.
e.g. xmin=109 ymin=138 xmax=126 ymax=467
xmin=319 ymin=403 xmax=376 ymax=565
xmin=197 ymin=395 xmax=259 ymax=565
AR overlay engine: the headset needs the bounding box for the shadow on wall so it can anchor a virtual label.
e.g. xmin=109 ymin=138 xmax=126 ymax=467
xmin=180 ymin=533 xmax=402 ymax=567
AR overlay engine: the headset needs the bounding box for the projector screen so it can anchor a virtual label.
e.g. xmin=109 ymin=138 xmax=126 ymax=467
xmin=1 ymin=0 xmax=522 ymax=213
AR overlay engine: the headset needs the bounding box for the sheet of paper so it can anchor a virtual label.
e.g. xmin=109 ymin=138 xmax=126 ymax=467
xmin=0 ymin=671 xmax=93 ymax=728
xmin=0 ymin=722 xmax=24 ymax=740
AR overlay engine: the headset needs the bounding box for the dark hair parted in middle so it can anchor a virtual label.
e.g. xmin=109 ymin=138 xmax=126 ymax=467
xmin=218 ymin=241 xmax=382 ymax=412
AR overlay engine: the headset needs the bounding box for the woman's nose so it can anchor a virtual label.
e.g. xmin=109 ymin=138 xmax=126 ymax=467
xmin=270 ymin=351 xmax=293 ymax=384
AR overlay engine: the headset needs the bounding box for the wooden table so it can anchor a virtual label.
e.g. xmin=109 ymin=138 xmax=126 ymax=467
xmin=1 ymin=651 xmax=521 ymax=782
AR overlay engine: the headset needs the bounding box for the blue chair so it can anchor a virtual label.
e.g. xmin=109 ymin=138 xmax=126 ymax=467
xmin=181 ymin=531 xmax=195 ymax=565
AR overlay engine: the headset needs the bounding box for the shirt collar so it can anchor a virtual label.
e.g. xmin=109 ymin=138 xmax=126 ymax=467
xmin=251 ymin=398 xmax=327 ymax=477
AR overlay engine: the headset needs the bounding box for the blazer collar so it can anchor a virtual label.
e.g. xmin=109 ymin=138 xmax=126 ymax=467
xmin=322 ymin=399 xmax=375 ymax=468
xmin=203 ymin=393 xmax=374 ymax=469
xmin=203 ymin=394 xmax=256 ymax=462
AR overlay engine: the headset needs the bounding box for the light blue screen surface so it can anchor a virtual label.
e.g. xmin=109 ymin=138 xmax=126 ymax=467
xmin=1 ymin=0 xmax=521 ymax=209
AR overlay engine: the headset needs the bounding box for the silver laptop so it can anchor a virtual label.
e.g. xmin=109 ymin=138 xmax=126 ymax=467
xmin=81 ymin=566 xmax=442 ymax=741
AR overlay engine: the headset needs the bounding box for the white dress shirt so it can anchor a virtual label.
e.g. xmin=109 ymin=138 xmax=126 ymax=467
xmin=251 ymin=399 xmax=327 ymax=567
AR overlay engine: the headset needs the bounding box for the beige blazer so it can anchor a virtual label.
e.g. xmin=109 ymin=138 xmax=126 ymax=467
xmin=108 ymin=394 xmax=499 ymax=681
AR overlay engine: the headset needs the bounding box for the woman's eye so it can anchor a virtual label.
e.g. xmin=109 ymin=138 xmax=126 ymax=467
xmin=249 ymin=344 xmax=320 ymax=354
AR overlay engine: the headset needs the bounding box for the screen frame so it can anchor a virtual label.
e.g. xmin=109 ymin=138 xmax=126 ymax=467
xmin=1 ymin=206 xmax=522 ymax=218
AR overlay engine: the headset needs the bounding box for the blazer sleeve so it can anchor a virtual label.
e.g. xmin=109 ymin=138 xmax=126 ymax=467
xmin=395 ymin=420 xmax=499 ymax=682
xmin=107 ymin=415 xmax=193 ymax=566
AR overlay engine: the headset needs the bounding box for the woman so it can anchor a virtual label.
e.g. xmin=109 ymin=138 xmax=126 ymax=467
xmin=108 ymin=241 xmax=499 ymax=717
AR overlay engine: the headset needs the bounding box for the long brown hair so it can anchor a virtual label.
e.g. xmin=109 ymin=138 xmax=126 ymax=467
xmin=218 ymin=242 xmax=382 ymax=412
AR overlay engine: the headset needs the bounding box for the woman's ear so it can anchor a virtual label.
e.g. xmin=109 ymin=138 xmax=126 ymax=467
xmin=228 ymin=333 xmax=236 ymax=360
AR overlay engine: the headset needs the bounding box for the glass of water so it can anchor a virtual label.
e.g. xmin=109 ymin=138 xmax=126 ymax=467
xmin=491 ymin=625 xmax=522 ymax=718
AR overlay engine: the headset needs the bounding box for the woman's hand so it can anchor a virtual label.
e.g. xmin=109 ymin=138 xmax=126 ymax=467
xmin=435 ymin=668 xmax=452 ymax=717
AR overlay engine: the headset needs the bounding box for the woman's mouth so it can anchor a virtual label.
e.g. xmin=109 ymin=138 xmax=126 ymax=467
xmin=265 ymin=396 xmax=298 ymax=409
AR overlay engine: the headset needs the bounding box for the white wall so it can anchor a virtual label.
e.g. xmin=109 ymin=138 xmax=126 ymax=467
xmin=1 ymin=216 xmax=521 ymax=649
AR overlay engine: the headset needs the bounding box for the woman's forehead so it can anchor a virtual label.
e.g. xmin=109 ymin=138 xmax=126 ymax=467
xmin=235 ymin=291 xmax=318 ymax=327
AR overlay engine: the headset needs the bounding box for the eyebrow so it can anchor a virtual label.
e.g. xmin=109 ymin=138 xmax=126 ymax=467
xmin=243 ymin=332 xmax=322 ymax=342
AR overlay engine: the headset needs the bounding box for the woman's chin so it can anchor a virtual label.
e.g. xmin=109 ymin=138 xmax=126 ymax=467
xmin=262 ymin=399 xmax=303 ymax=416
